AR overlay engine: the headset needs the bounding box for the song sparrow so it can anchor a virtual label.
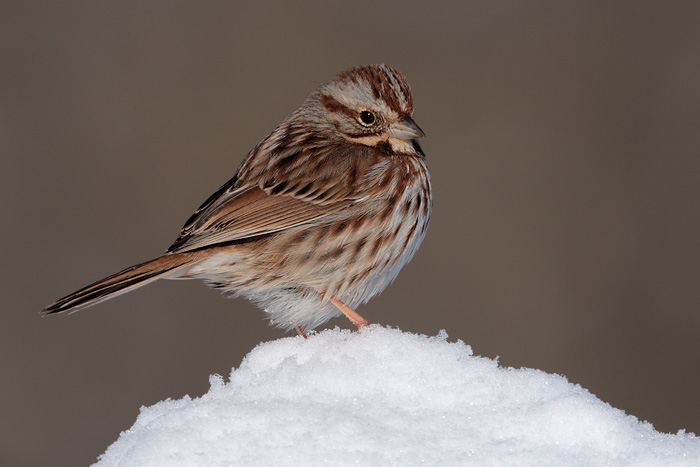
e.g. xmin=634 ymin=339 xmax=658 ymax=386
xmin=43 ymin=64 xmax=432 ymax=334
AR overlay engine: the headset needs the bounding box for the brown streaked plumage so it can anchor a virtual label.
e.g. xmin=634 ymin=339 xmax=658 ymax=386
xmin=43 ymin=64 xmax=432 ymax=333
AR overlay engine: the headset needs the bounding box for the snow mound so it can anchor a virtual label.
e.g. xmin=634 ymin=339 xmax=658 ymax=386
xmin=96 ymin=326 xmax=700 ymax=466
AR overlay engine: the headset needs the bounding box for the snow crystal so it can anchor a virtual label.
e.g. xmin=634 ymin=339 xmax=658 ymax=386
xmin=95 ymin=326 xmax=700 ymax=466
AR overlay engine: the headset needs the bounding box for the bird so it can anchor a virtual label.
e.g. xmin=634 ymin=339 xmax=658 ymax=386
xmin=43 ymin=64 xmax=432 ymax=336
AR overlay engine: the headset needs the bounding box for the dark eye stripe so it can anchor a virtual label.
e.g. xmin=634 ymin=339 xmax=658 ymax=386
xmin=329 ymin=65 xmax=413 ymax=117
xmin=320 ymin=93 xmax=355 ymax=118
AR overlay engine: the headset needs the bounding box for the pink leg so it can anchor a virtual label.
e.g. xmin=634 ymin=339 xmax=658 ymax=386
xmin=329 ymin=297 xmax=369 ymax=329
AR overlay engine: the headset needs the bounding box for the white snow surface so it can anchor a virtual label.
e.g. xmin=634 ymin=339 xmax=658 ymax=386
xmin=96 ymin=326 xmax=700 ymax=466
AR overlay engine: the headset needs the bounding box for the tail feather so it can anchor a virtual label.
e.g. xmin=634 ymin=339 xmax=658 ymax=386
xmin=42 ymin=252 xmax=198 ymax=315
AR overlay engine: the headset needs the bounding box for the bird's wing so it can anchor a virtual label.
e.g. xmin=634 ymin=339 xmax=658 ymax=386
xmin=167 ymin=136 xmax=385 ymax=253
xmin=167 ymin=179 xmax=353 ymax=253
xmin=168 ymin=186 xmax=351 ymax=253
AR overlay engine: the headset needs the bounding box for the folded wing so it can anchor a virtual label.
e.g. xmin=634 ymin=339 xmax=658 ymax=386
xmin=167 ymin=184 xmax=352 ymax=253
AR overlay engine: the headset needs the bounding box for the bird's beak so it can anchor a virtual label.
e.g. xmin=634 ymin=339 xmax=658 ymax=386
xmin=387 ymin=115 xmax=425 ymax=140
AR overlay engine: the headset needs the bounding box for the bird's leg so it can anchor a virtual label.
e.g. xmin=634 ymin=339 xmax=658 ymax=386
xmin=329 ymin=297 xmax=369 ymax=329
xmin=294 ymin=325 xmax=307 ymax=338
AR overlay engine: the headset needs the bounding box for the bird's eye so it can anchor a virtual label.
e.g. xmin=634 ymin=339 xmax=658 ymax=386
xmin=359 ymin=110 xmax=376 ymax=126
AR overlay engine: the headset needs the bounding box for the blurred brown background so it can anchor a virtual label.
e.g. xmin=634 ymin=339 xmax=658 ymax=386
xmin=2 ymin=1 xmax=699 ymax=465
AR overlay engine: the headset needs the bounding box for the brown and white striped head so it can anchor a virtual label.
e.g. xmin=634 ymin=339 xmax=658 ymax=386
xmin=314 ymin=64 xmax=425 ymax=155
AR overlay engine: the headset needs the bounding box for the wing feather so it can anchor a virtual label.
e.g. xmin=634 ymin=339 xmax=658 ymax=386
xmin=167 ymin=130 xmax=381 ymax=254
xmin=167 ymin=185 xmax=351 ymax=253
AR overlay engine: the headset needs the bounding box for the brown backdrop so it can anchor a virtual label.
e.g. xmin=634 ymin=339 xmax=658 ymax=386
xmin=2 ymin=2 xmax=699 ymax=465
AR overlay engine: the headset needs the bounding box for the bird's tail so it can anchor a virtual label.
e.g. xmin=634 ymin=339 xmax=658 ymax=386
xmin=42 ymin=252 xmax=199 ymax=315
